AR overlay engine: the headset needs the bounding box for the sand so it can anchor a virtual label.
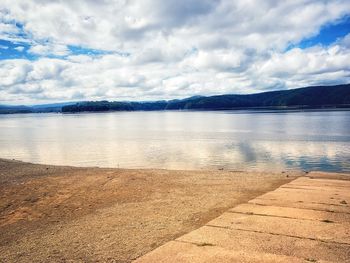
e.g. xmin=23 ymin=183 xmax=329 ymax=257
xmin=0 ymin=158 xmax=301 ymax=262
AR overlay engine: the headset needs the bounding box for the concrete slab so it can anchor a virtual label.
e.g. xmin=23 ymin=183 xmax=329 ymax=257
xmin=176 ymin=226 xmax=350 ymax=263
xmin=257 ymin=189 xmax=350 ymax=206
xmin=206 ymin=212 xmax=350 ymax=244
xmin=307 ymin=172 xmax=350 ymax=180
xmin=134 ymin=240 xmax=318 ymax=263
xmin=230 ymin=203 xmax=350 ymax=223
xmin=250 ymin=197 xmax=350 ymax=213
xmin=277 ymin=186 xmax=350 ymax=198
xmin=134 ymin=174 xmax=350 ymax=263
xmin=281 ymin=184 xmax=350 ymax=195
xmin=288 ymin=177 xmax=350 ymax=188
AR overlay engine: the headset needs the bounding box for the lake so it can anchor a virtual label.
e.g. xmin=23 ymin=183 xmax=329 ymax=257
xmin=0 ymin=110 xmax=349 ymax=172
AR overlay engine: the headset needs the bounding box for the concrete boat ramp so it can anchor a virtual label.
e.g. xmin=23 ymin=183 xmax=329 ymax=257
xmin=135 ymin=172 xmax=350 ymax=262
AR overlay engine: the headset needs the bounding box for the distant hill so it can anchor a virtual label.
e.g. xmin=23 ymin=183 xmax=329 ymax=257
xmin=31 ymin=102 xmax=78 ymax=109
xmin=62 ymin=84 xmax=350 ymax=112
xmin=0 ymin=102 xmax=77 ymax=114
xmin=1 ymin=84 xmax=349 ymax=114
xmin=0 ymin=105 xmax=33 ymax=114
xmin=165 ymin=84 xmax=350 ymax=110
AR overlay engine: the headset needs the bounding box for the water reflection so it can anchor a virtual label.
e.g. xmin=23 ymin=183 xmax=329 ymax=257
xmin=0 ymin=110 xmax=349 ymax=172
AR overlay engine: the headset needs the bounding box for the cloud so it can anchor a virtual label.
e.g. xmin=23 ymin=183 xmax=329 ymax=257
xmin=257 ymin=44 xmax=350 ymax=84
xmin=0 ymin=21 xmax=19 ymax=37
xmin=0 ymin=59 xmax=32 ymax=87
xmin=28 ymin=43 xmax=70 ymax=56
xmin=0 ymin=0 xmax=350 ymax=104
xmin=13 ymin=46 xmax=24 ymax=52
xmin=339 ymin=33 xmax=350 ymax=48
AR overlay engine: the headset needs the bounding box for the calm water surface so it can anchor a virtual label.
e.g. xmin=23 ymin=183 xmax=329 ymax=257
xmin=0 ymin=110 xmax=349 ymax=172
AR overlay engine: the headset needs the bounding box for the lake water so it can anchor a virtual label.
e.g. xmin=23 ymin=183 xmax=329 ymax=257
xmin=0 ymin=110 xmax=349 ymax=172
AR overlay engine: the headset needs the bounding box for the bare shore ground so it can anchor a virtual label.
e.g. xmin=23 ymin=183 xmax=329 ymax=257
xmin=0 ymin=159 xmax=302 ymax=262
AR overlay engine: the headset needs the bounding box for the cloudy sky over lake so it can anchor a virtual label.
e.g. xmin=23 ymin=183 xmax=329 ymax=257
xmin=0 ymin=0 xmax=350 ymax=104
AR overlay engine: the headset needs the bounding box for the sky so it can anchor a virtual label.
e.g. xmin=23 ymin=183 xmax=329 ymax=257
xmin=0 ymin=0 xmax=350 ymax=105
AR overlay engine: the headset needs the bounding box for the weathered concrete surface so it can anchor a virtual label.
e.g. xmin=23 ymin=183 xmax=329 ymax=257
xmin=177 ymin=226 xmax=349 ymax=262
xmin=134 ymin=173 xmax=350 ymax=262
xmin=230 ymin=203 xmax=350 ymax=223
xmin=206 ymin=213 xmax=350 ymax=244
xmin=133 ymin=241 xmax=313 ymax=263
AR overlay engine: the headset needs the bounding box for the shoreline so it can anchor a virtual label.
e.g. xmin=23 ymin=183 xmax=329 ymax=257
xmin=3 ymin=157 xmax=348 ymax=175
xmin=0 ymin=157 xmax=309 ymax=175
xmin=0 ymin=158 xmax=304 ymax=262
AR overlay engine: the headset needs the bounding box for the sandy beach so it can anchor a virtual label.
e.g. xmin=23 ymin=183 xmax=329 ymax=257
xmin=0 ymin=158 xmax=301 ymax=262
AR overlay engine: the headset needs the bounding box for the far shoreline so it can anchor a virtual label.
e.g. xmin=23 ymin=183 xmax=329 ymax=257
xmin=1 ymin=106 xmax=350 ymax=115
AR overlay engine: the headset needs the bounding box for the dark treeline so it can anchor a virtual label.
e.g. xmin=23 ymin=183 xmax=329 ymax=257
xmin=61 ymin=101 xmax=169 ymax=112
xmin=1 ymin=84 xmax=349 ymax=114
xmin=62 ymin=84 xmax=350 ymax=112
xmin=0 ymin=105 xmax=33 ymax=114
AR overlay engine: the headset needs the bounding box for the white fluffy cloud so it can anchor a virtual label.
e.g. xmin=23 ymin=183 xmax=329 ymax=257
xmin=28 ymin=43 xmax=70 ymax=56
xmin=0 ymin=0 xmax=350 ymax=104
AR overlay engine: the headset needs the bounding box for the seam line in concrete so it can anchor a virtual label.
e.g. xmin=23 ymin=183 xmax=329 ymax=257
xmin=225 ymin=210 xmax=340 ymax=222
xmin=204 ymin=224 xmax=350 ymax=246
xmin=174 ymin=239 xmax=217 ymax=247
xmin=285 ymin=184 xmax=350 ymax=189
xmin=251 ymin=202 xmax=350 ymax=214
xmin=281 ymin=186 xmax=348 ymax=192
xmin=256 ymin=198 xmax=348 ymax=207
xmin=251 ymin=201 xmax=350 ymax=214
xmin=308 ymin=178 xmax=350 ymax=182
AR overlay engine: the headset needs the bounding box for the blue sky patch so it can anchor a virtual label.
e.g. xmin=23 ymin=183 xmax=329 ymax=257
xmin=0 ymin=39 xmax=35 ymax=60
xmin=68 ymin=45 xmax=130 ymax=57
xmin=287 ymin=15 xmax=350 ymax=51
xmin=68 ymin=45 xmax=113 ymax=56
xmin=0 ymin=39 xmax=129 ymax=60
